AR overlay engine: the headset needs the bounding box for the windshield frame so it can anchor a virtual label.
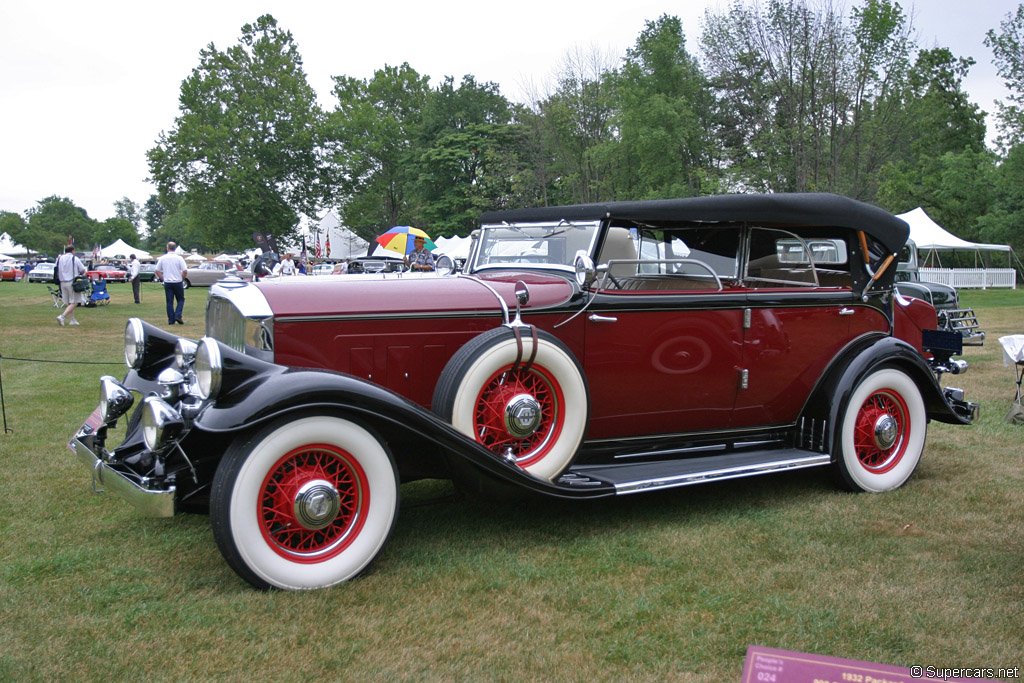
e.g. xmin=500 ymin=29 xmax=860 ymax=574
xmin=469 ymin=220 xmax=602 ymax=274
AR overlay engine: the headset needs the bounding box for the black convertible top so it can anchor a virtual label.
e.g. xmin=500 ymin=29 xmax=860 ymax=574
xmin=479 ymin=193 xmax=910 ymax=254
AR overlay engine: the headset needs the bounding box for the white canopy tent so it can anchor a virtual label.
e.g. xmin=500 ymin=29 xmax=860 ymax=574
xmin=100 ymin=238 xmax=151 ymax=260
xmin=896 ymin=207 xmax=1012 ymax=265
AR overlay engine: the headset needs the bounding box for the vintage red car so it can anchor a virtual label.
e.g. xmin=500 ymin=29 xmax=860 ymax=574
xmin=1 ymin=263 xmax=26 ymax=281
xmin=71 ymin=193 xmax=977 ymax=590
xmin=87 ymin=263 xmax=130 ymax=283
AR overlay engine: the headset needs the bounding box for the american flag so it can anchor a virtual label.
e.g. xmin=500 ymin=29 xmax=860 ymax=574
xmin=315 ymin=233 xmax=321 ymax=258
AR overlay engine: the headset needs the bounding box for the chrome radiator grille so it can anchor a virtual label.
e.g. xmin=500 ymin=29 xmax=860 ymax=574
xmin=206 ymin=297 xmax=246 ymax=352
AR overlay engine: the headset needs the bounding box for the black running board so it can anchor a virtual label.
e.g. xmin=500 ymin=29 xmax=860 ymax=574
xmin=561 ymin=449 xmax=832 ymax=495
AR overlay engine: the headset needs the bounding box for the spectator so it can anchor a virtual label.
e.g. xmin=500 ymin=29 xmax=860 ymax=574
xmin=128 ymin=254 xmax=141 ymax=304
xmin=155 ymin=242 xmax=188 ymax=325
xmin=405 ymin=236 xmax=435 ymax=272
xmin=55 ymin=245 xmax=86 ymax=326
xmin=273 ymin=252 xmax=297 ymax=276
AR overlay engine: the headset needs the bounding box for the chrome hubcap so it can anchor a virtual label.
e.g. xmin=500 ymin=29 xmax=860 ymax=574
xmin=504 ymin=394 xmax=542 ymax=438
xmin=873 ymin=414 xmax=898 ymax=450
xmin=293 ymin=479 xmax=341 ymax=530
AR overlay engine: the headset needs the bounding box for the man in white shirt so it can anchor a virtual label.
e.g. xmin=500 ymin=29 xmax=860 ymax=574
xmin=273 ymin=253 xmax=297 ymax=276
xmin=155 ymin=242 xmax=189 ymax=325
xmin=128 ymin=254 xmax=141 ymax=304
xmin=55 ymin=245 xmax=87 ymax=326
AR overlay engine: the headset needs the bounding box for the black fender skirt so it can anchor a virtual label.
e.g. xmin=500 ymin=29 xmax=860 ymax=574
xmin=194 ymin=366 xmax=616 ymax=500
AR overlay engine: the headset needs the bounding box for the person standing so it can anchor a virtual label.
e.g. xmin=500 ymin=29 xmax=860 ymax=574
xmin=273 ymin=252 xmax=296 ymax=276
xmin=155 ymin=242 xmax=188 ymax=325
xmin=128 ymin=254 xmax=141 ymax=304
xmin=404 ymin=236 xmax=435 ymax=271
xmin=55 ymin=245 xmax=87 ymax=326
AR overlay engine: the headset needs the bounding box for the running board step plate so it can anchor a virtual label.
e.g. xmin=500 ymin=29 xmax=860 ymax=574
xmin=567 ymin=449 xmax=832 ymax=495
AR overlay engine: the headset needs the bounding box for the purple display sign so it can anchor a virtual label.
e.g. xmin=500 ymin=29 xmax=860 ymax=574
xmin=742 ymin=645 xmax=1013 ymax=682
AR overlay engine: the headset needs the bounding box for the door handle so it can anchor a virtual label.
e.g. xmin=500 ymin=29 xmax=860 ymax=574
xmin=588 ymin=314 xmax=618 ymax=323
xmin=839 ymin=307 xmax=855 ymax=316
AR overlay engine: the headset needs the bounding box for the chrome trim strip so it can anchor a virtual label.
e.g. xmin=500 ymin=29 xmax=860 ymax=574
xmin=586 ymin=422 xmax=794 ymax=445
xmin=456 ymin=274 xmax=509 ymax=324
xmin=71 ymin=437 xmax=176 ymax=517
xmin=275 ymin=310 xmax=501 ymax=323
xmin=613 ymin=454 xmax=831 ymax=495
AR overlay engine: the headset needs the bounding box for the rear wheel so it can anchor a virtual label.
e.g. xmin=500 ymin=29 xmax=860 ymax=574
xmin=211 ymin=414 xmax=399 ymax=590
xmin=833 ymin=368 xmax=926 ymax=492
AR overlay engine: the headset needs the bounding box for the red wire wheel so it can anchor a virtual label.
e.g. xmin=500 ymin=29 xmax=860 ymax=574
xmin=472 ymin=364 xmax=566 ymax=468
xmin=432 ymin=327 xmax=589 ymax=482
xmin=852 ymin=390 xmax=910 ymax=474
xmin=258 ymin=444 xmax=369 ymax=562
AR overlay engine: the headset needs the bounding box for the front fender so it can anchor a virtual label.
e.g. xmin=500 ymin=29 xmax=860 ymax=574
xmin=195 ymin=367 xmax=613 ymax=500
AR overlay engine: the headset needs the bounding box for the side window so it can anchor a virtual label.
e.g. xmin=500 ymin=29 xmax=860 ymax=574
xmin=746 ymin=228 xmax=852 ymax=288
xmin=596 ymin=225 xmax=740 ymax=292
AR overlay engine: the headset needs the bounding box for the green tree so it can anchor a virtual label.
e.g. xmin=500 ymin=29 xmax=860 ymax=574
xmin=328 ymin=63 xmax=430 ymax=242
xmin=701 ymin=0 xmax=914 ymax=198
xmin=977 ymin=144 xmax=1024 ymax=252
xmin=147 ymin=15 xmax=332 ymax=251
xmin=143 ymin=195 xmax=168 ymax=247
xmin=23 ymin=196 xmax=98 ymax=255
xmin=1 ymin=211 xmax=28 ymax=249
xmin=985 ymin=3 xmax=1024 ymax=151
xmin=113 ymin=197 xmax=143 ymax=232
xmin=95 ymin=217 xmax=142 ymax=248
xmin=530 ymin=46 xmax=618 ymax=205
xmin=611 ymin=14 xmax=718 ymax=198
xmin=413 ymin=75 xmax=520 ymax=236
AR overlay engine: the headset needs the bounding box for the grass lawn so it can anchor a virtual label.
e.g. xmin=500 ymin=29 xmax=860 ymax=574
xmin=0 ymin=280 xmax=1021 ymax=681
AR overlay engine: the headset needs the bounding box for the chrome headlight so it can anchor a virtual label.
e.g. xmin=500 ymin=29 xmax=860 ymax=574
xmin=195 ymin=338 xmax=223 ymax=400
xmin=175 ymin=338 xmax=198 ymax=370
xmin=141 ymin=396 xmax=184 ymax=452
xmin=99 ymin=375 xmax=134 ymax=423
xmin=124 ymin=318 xmax=146 ymax=369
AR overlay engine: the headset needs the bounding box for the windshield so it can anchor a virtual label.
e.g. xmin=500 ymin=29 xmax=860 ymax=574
xmin=471 ymin=220 xmax=601 ymax=271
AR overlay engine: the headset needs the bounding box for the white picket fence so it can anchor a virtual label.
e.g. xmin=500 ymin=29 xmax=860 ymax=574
xmin=920 ymin=267 xmax=1017 ymax=289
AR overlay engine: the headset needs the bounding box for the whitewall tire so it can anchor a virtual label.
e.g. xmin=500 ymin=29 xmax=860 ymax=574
xmin=433 ymin=327 xmax=588 ymax=482
xmin=211 ymin=414 xmax=399 ymax=590
xmin=834 ymin=368 xmax=926 ymax=492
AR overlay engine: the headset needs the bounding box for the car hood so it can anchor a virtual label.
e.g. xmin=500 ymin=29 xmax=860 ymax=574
xmin=252 ymin=271 xmax=577 ymax=320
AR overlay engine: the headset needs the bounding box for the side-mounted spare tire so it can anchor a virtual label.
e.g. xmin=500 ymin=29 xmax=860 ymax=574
xmin=432 ymin=326 xmax=589 ymax=482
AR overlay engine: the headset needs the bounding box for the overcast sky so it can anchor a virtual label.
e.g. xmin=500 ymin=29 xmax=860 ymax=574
xmin=1 ymin=0 xmax=1019 ymax=224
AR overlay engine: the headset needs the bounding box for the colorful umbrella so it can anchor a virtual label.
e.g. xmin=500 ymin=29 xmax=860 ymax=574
xmin=375 ymin=226 xmax=437 ymax=255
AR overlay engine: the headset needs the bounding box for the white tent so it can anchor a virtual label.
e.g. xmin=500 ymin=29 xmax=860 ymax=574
xmin=433 ymin=235 xmax=473 ymax=260
xmin=897 ymin=208 xmax=1010 ymax=253
xmin=303 ymin=211 xmax=369 ymax=260
xmin=101 ymin=238 xmax=151 ymax=260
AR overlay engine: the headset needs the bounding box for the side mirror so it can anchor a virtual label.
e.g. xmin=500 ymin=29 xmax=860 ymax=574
xmin=574 ymin=253 xmax=596 ymax=289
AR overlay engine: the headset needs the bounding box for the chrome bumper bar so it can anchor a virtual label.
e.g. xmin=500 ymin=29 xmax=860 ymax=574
xmin=70 ymin=434 xmax=176 ymax=518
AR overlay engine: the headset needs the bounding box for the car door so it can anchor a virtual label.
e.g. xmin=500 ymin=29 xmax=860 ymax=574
xmin=582 ymin=226 xmax=746 ymax=440
xmin=733 ymin=228 xmax=889 ymax=427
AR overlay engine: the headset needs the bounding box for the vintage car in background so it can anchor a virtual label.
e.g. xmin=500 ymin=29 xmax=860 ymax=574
xmin=27 ymin=262 xmax=55 ymax=283
xmin=138 ymin=263 xmax=158 ymax=281
xmin=181 ymin=260 xmax=253 ymax=288
xmin=346 ymin=255 xmax=407 ymax=273
xmin=1 ymin=263 xmax=26 ymax=281
xmin=70 ymin=193 xmax=977 ymax=591
xmin=87 ymin=263 xmax=130 ymax=283
xmin=895 ymin=240 xmax=984 ymax=345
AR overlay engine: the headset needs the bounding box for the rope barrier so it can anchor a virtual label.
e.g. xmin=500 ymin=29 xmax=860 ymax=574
xmin=0 ymin=352 xmax=123 ymax=434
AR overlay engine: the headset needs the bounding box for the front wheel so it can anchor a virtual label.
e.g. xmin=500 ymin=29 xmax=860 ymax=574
xmin=211 ymin=414 xmax=399 ymax=590
xmin=833 ymin=368 xmax=926 ymax=492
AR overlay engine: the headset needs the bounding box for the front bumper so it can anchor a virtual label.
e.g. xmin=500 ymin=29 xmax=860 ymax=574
xmin=69 ymin=407 xmax=176 ymax=518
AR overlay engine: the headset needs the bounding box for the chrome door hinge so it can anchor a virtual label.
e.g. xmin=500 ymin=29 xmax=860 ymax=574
xmin=739 ymin=368 xmax=749 ymax=390
xmin=744 ymin=308 xmax=752 ymax=329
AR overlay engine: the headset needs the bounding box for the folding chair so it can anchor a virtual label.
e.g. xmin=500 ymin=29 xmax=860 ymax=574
xmin=47 ymin=285 xmax=64 ymax=308
xmin=999 ymin=335 xmax=1024 ymax=424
